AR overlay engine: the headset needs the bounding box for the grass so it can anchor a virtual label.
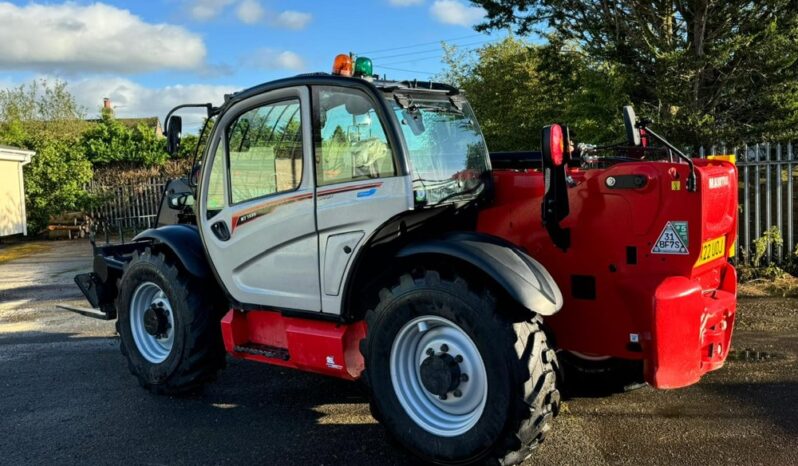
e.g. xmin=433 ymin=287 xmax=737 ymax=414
xmin=738 ymin=273 xmax=798 ymax=298
xmin=0 ymin=242 xmax=51 ymax=265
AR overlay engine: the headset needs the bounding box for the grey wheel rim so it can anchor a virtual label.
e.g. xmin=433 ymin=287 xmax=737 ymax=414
xmin=129 ymin=281 xmax=175 ymax=364
xmin=390 ymin=315 xmax=488 ymax=437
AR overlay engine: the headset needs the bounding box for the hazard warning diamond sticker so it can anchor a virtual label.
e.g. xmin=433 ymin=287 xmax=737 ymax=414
xmin=652 ymin=221 xmax=689 ymax=255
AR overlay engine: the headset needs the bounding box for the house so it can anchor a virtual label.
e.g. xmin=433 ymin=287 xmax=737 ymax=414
xmin=0 ymin=145 xmax=35 ymax=237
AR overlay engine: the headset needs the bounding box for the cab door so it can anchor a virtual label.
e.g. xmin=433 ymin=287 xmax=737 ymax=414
xmin=198 ymin=86 xmax=321 ymax=311
xmin=312 ymin=85 xmax=413 ymax=315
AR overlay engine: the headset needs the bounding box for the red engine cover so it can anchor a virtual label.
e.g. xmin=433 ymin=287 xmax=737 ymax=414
xmin=477 ymin=158 xmax=738 ymax=388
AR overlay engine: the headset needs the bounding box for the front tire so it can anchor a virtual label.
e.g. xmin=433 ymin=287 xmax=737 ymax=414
xmin=361 ymin=271 xmax=560 ymax=465
xmin=116 ymin=248 xmax=225 ymax=395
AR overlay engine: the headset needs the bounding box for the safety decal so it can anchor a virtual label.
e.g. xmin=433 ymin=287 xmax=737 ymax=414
xmin=651 ymin=221 xmax=689 ymax=255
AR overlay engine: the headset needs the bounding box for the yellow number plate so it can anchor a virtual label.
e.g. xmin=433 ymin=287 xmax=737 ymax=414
xmin=695 ymin=236 xmax=726 ymax=267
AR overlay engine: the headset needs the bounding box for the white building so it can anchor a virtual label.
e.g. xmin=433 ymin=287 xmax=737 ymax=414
xmin=0 ymin=145 xmax=36 ymax=237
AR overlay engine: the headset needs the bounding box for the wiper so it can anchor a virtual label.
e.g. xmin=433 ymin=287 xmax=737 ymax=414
xmin=432 ymin=178 xmax=485 ymax=205
xmin=393 ymin=93 xmax=464 ymax=115
xmin=413 ymin=176 xmax=486 ymax=205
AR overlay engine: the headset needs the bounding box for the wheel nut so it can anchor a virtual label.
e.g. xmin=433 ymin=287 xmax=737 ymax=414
xmin=440 ymin=344 xmax=449 ymax=353
xmin=455 ymin=355 xmax=463 ymax=363
xmin=439 ymin=394 xmax=447 ymax=400
xmin=453 ymin=389 xmax=462 ymax=398
xmin=426 ymin=348 xmax=434 ymax=356
xmin=461 ymin=374 xmax=469 ymax=382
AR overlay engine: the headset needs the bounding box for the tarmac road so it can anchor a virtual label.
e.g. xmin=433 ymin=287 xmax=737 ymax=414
xmin=1 ymin=240 xmax=796 ymax=465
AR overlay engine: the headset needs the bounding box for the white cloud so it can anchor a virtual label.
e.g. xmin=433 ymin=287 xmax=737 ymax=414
xmin=186 ymin=0 xmax=311 ymax=29
xmin=68 ymin=77 xmax=238 ymax=130
xmin=244 ymin=49 xmax=305 ymax=71
xmin=389 ymin=0 xmax=424 ymax=6
xmin=430 ymin=0 xmax=486 ymax=26
xmin=188 ymin=0 xmax=235 ymax=21
xmin=236 ymin=0 xmax=264 ymax=24
xmin=271 ymin=10 xmax=312 ymax=30
xmin=0 ymin=2 xmax=206 ymax=74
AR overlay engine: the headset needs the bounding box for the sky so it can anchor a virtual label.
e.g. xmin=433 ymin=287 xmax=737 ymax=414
xmin=0 ymin=0 xmax=506 ymax=128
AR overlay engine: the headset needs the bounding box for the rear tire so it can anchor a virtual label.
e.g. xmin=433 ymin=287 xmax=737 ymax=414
xmin=361 ymin=271 xmax=560 ymax=465
xmin=116 ymin=248 xmax=225 ymax=395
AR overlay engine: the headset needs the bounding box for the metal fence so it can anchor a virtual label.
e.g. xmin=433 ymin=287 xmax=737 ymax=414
xmin=701 ymin=143 xmax=796 ymax=264
xmin=86 ymin=177 xmax=167 ymax=238
xmin=86 ymin=144 xmax=797 ymax=264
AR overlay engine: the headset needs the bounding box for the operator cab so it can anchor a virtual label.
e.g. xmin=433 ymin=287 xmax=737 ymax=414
xmin=161 ymin=54 xmax=495 ymax=316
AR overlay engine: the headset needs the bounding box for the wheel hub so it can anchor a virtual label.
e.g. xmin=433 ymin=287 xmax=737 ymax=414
xmin=390 ymin=315 xmax=488 ymax=437
xmin=143 ymin=302 xmax=171 ymax=338
xmin=419 ymin=352 xmax=462 ymax=397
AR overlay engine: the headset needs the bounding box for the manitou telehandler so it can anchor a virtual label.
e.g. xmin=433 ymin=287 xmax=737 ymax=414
xmin=62 ymin=54 xmax=738 ymax=465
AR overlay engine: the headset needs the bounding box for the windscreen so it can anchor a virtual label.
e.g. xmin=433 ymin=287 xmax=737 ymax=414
xmin=390 ymin=96 xmax=490 ymax=205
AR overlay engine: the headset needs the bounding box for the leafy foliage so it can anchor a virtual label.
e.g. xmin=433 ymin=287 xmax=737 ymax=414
xmin=0 ymin=79 xmax=176 ymax=233
xmin=738 ymin=226 xmax=792 ymax=281
xmin=472 ymin=0 xmax=798 ymax=146
xmin=751 ymin=225 xmax=784 ymax=267
xmin=82 ymin=108 xmax=167 ymax=166
xmin=438 ymin=36 xmax=628 ymax=151
xmin=0 ymin=79 xmax=93 ymax=233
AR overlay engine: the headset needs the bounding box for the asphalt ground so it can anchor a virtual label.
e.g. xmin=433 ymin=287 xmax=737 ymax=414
xmin=0 ymin=240 xmax=796 ymax=465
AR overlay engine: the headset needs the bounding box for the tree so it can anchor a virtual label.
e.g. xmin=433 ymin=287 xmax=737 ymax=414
xmin=82 ymin=107 xmax=168 ymax=166
xmin=473 ymin=0 xmax=798 ymax=145
xmin=437 ymin=36 xmax=628 ymax=151
xmin=0 ymin=79 xmax=93 ymax=233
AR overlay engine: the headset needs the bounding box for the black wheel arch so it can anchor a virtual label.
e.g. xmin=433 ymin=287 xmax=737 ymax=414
xmin=133 ymin=224 xmax=211 ymax=280
xmin=340 ymin=227 xmax=563 ymax=323
xmin=395 ymin=231 xmax=563 ymax=317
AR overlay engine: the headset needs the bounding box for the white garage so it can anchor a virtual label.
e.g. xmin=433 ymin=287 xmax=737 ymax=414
xmin=0 ymin=145 xmax=35 ymax=237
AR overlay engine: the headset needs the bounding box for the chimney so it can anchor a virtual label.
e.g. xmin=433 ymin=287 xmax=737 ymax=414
xmin=103 ymin=98 xmax=112 ymax=110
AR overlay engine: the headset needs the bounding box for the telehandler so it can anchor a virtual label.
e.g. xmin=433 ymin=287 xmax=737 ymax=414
xmin=63 ymin=54 xmax=738 ymax=465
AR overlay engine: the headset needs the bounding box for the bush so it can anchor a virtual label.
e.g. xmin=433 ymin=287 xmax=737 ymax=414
xmin=738 ymin=226 xmax=792 ymax=282
xmin=23 ymin=138 xmax=93 ymax=232
xmin=82 ymin=109 xmax=168 ymax=166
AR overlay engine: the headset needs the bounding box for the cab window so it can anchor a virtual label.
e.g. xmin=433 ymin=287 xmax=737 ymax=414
xmin=315 ymin=87 xmax=395 ymax=186
xmin=226 ymin=99 xmax=303 ymax=204
xmin=205 ymin=141 xmax=226 ymax=218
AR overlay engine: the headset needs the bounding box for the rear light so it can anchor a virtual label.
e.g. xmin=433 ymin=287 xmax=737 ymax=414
xmin=548 ymin=124 xmax=564 ymax=166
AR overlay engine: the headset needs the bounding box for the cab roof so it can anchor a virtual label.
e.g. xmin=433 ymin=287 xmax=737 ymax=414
xmin=216 ymin=73 xmax=460 ymax=115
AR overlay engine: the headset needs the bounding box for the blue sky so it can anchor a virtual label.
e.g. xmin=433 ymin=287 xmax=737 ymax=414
xmin=0 ymin=0 xmax=506 ymax=127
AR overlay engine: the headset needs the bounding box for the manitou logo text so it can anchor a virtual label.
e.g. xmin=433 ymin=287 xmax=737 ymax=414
xmin=709 ymin=176 xmax=729 ymax=189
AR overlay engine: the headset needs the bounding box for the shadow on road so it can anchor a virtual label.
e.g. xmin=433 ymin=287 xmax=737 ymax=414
xmin=701 ymin=380 xmax=798 ymax=436
xmin=0 ymin=331 xmax=414 ymax=465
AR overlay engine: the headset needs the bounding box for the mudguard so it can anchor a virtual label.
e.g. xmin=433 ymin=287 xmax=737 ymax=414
xmin=133 ymin=224 xmax=211 ymax=279
xmin=396 ymin=231 xmax=563 ymax=316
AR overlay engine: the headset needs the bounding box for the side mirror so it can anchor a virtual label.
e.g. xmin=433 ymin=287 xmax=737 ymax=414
xmin=166 ymin=115 xmax=183 ymax=155
xmin=623 ymin=106 xmax=641 ymax=147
